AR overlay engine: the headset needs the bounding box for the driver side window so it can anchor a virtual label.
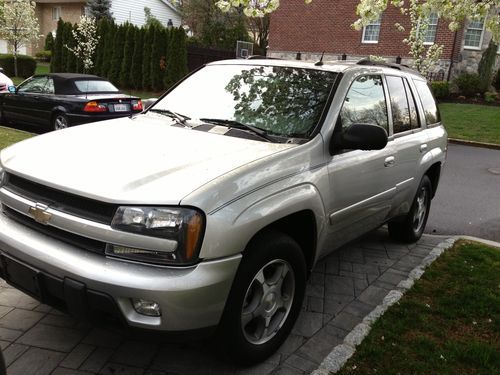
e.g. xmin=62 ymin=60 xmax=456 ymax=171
xmin=340 ymin=75 xmax=388 ymax=133
xmin=18 ymin=76 xmax=49 ymax=94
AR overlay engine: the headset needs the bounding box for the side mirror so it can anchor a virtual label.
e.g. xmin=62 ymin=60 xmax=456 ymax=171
xmin=8 ymin=85 xmax=16 ymax=93
xmin=331 ymin=123 xmax=388 ymax=153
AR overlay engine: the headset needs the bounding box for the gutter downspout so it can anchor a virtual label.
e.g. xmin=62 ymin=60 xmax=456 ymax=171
xmin=447 ymin=30 xmax=459 ymax=82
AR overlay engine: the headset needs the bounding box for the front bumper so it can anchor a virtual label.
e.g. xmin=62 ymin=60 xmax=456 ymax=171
xmin=0 ymin=213 xmax=241 ymax=331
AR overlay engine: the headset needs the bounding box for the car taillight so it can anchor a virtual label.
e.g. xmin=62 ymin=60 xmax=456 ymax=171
xmin=132 ymin=100 xmax=143 ymax=111
xmin=84 ymin=101 xmax=107 ymax=112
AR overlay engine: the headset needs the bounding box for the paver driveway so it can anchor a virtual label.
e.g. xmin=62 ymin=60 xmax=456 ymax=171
xmin=0 ymin=228 xmax=446 ymax=375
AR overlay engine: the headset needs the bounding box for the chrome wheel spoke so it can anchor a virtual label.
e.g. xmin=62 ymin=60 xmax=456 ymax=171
xmin=241 ymin=259 xmax=296 ymax=345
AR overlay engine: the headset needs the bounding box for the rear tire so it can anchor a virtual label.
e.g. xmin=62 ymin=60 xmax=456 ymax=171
xmin=53 ymin=113 xmax=69 ymax=131
xmin=216 ymin=231 xmax=306 ymax=365
xmin=388 ymin=175 xmax=432 ymax=243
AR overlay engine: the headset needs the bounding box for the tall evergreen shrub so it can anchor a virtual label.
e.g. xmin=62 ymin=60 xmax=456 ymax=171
xmin=108 ymin=24 xmax=126 ymax=84
xmin=165 ymin=28 xmax=188 ymax=89
xmin=51 ymin=19 xmax=64 ymax=72
xmin=142 ymin=27 xmax=153 ymax=90
xmin=130 ymin=28 xmax=144 ymax=89
xmin=119 ymin=25 xmax=136 ymax=88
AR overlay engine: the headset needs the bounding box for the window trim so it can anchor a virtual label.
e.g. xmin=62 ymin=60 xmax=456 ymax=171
xmin=423 ymin=12 xmax=439 ymax=46
xmin=463 ymin=17 xmax=485 ymax=50
xmin=361 ymin=16 xmax=382 ymax=44
xmin=52 ymin=6 xmax=62 ymax=21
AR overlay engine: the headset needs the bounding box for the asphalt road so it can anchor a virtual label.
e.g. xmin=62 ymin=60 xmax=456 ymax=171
xmin=425 ymin=143 xmax=500 ymax=242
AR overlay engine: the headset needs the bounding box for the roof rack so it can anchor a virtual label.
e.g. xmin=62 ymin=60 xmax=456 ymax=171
xmin=246 ymin=55 xmax=282 ymax=60
xmin=356 ymin=58 xmax=411 ymax=71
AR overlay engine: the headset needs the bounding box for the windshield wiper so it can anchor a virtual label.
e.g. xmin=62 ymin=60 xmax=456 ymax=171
xmin=149 ymin=109 xmax=190 ymax=125
xmin=200 ymin=118 xmax=275 ymax=142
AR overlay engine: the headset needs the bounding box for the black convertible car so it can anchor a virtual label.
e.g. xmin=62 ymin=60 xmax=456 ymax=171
xmin=0 ymin=73 xmax=143 ymax=131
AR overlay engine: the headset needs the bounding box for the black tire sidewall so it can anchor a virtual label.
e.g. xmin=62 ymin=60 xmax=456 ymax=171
xmin=217 ymin=231 xmax=307 ymax=365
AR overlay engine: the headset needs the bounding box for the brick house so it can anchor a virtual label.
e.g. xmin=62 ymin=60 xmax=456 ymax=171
xmin=0 ymin=0 xmax=181 ymax=56
xmin=268 ymin=0 xmax=499 ymax=81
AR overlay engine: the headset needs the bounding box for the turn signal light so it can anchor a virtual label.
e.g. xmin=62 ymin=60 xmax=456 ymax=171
xmin=84 ymin=101 xmax=107 ymax=112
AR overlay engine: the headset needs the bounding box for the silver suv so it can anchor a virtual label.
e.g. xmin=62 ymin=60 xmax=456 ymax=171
xmin=0 ymin=59 xmax=447 ymax=364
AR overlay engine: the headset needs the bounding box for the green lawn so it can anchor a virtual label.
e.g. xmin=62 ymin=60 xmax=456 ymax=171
xmin=439 ymin=103 xmax=500 ymax=145
xmin=0 ymin=126 xmax=33 ymax=150
xmin=337 ymin=240 xmax=500 ymax=375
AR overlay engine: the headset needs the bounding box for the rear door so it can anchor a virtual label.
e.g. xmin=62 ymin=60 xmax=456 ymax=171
xmin=384 ymin=75 xmax=427 ymax=213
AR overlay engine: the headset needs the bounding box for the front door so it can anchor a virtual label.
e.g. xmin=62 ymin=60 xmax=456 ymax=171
xmin=325 ymin=74 xmax=398 ymax=250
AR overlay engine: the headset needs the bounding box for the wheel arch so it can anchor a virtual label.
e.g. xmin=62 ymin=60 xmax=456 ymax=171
xmin=244 ymin=210 xmax=318 ymax=276
xmin=425 ymin=162 xmax=441 ymax=198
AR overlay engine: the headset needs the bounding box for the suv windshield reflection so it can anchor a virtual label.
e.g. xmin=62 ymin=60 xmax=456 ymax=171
xmin=152 ymin=64 xmax=337 ymax=138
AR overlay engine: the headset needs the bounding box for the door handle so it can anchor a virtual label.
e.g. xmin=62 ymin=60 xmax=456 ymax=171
xmin=384 ymin=156 xmax=395 ymax=167
xmin=420 ymin=144 xmax=428 ymax=153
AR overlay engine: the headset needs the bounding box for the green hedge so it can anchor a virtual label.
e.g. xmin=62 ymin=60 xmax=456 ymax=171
xmin=0 ymin=54 xmax=37 ymax=78
xmin=430 ymin=81 xmax=450 ymax=99
xmin=454 ymin=73 xmax=481 ymax=97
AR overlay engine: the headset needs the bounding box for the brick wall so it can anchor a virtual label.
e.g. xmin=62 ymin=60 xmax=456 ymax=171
xmin=268 ymin=0 xmax=458 ymax=60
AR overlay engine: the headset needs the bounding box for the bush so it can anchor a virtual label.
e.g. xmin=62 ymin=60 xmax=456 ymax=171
xmin=454 ymin=73 xmax=481 ymax=97
xmin=45 ymin=32 xmax=54 ymax=51
xmin=494 ymin=70 xmax=500 ymax=91
xmin=484 ymin=91 xmax=496 ymax=103
xmin=430 ymin=81 xmax=450 ymax=99
xmin=0 ymin=54 xmax=37 ymax=77
xmin=35 ymin=50 xmax=52 ymax=62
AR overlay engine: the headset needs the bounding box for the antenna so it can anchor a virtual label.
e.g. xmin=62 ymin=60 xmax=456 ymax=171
xmin=315 ymin=51 xmax=325 ymax=66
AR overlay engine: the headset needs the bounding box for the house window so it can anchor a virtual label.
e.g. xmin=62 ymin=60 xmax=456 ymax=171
xmin=423 ymin=12 xmax=439 ymax=44
xmin=362 ymin=16 xmax=382 ymax=43
xmin=52 ymin=6 xmax=61 ymax=21
xmin=464 ymin=18 xmax=485 ymax=49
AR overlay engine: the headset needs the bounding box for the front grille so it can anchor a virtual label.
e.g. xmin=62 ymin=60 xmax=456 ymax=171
xmin=5 ymin=174 xmax=117 ymax=224
xmin=3 ymin=205 xmax=106 ymax=254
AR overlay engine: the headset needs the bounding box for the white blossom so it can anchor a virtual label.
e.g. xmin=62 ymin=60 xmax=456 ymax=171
xmin=0 ymin=0 xmax=41 ymax=76
xmin=65 ymin=16 xmax=99 ymax=73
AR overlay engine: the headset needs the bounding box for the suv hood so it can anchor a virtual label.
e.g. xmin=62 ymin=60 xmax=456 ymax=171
xmin=1 ymin=116 xmax=294 ymax=205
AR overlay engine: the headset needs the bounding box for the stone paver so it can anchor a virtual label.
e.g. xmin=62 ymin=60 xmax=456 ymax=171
xmin=0 ymin=229 xmax=443 ymax=374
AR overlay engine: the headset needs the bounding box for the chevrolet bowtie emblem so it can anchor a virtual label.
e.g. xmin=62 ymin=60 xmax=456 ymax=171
xmin=29 ymin=203 xmax=52 ymax=225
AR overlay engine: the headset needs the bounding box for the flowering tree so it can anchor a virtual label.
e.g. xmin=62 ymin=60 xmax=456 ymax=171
xmin=65 ymin=16 xmax=99 ymax=73
xmin=0 ymin=0 xmax=40 ymax=77
xmin=216 ymin=0 xmax=499 ymax=73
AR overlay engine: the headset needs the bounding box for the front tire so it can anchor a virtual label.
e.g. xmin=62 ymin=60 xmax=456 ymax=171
xmin=217 ymin=231 xmax=306 ymax=365
xmin=53 ymin=113 xmax=69 ymax=131
xmin=388 ymin=175 xmax=432 ymax=243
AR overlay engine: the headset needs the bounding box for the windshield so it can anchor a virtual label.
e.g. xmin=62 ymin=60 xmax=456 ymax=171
xmin=74 ymin=80 xmax=119 ymax=93
xmin=152 ymin=64 xmax=337 ymax=137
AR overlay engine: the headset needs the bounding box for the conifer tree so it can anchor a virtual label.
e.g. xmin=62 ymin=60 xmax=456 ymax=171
xmin=65 ymin=23 xmax=78 ymax=73
xmin=44 ymin=32 xmax=54 ymax=51
xmin=119 ymin=24 xmax=136 ymax=88
xmin=86 ymin=0 xmax=112 ymax=21
xmin=60 ymin=22 xmax=73 ymax=73
xmin=165 ymin=28 xmax=188 ymax=89
xmin=130 ymin=27 xmax=144 ymax=89
xmin=142 ymin=27 xmax=153 ymax=90
xmin=50 ymin=19 xmax=64 ymax=72
xmin=94 ymin=17 xmax=110 ymax=76
xmin=101 ymin=22 xmax=116 ymax=79
xmin=150 ymin=25 xmax=166 ymax=91
xmin=108 ymin=23 xmax=126 ymax=84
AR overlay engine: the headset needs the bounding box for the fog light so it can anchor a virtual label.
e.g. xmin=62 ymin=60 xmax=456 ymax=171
xmin=132 ymin=298 xmax=161 ymax=317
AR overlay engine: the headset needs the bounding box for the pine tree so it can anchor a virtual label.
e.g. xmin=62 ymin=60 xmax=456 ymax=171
xmin=142 ymin=27 xmax=153 ymax=90
xmin=130 ymin=27 xmax=144 ymax=89
xmin=50 ymin=19 xmax=64 ymax=72
xmin=165 ymin=28 xmax=188 ymax=89
xmin=86 ymin=0 xmax=112 ymax=21
xmin=477 ymin=39 xmax=498 ymax=93
xmin=108 ymin=24 xmax=126 ymax=84
xmin=119 ymin=24 xmax=136 ymax=88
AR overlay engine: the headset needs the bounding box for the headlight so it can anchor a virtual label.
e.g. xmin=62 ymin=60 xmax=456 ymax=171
xmin=108 ymin=206 xmax=205 ymax=265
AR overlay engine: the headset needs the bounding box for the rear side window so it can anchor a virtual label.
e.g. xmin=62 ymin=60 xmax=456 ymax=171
xmin=386 ymin=76 xmax=411 ymax=133
xmin=413 ymin=79 xmax=440 ymax=125
xmin=340 ymin=75 xmax=388 ymax=133
xmin=74 ymin=80 xmax=119 ymax=93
